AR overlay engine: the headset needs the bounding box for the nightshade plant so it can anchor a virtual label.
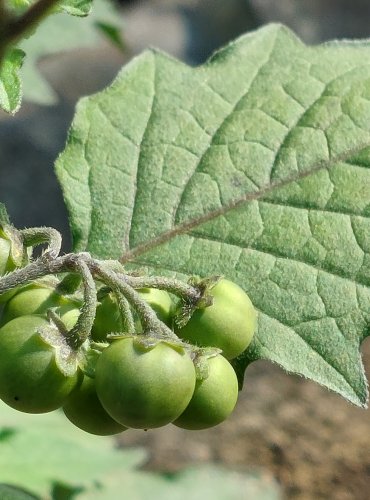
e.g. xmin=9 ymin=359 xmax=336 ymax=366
xmin=0 ymin=0 xmax=370 ymax=440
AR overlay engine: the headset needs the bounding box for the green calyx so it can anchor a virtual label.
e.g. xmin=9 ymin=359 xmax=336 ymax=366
xmin=0 ymin=224 xmax=27 ymax=271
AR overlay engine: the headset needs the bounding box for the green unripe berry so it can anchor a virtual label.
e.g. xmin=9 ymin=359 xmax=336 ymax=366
xmin=95 ymin=337 xmax=196 ymax=429
xmin=174 ymin=354 xmax=239 ymax=430
xmin=0 ymin=282 xmax=80 ymax=326
xmin=0 ymin=315 xmax=79 ymax=413
xmin=91 ymin=292 xmax=125 ymax=342
xmin=63 ymin=376 xmax=127 ymax=436
xmin=136 ymin=287 xmax=173 ymax=326
xmin=176 ymin=279 xmax=257 ymax=360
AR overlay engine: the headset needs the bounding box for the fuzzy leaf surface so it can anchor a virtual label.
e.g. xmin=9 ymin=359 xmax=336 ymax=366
xmin=0 ymin=203 xmax=10 ymax=225
xmin=56 ymin=24 xmax=370 ymax=406
xmin=0 ymin=49 xmax=24 ymax=114
xmin=58 ymin=0 xmax=92 ymax=17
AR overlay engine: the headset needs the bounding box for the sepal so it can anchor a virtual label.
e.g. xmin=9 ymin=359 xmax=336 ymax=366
xmin=37 ymin=322 xmax=81 ymax=378
xmin=174 ymin=275 xmax=222 ymax=328
xmin=192 ymin=347 xmax=222 ymax=381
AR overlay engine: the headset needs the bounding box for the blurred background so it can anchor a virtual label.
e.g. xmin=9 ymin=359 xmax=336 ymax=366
xmin=1 ymin=1 xmax=370 ymax=498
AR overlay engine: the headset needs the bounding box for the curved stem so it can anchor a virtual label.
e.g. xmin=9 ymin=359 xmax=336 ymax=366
xmin=0 ymin=252 xmax=77 ymax=295
xmin=91 ymin=262 xmax=178 ymax=341
xmin=56 ymin=272 xmax=82 ymax=295
xmin=0 ymin=0 xmax=61 ymax=67
xmin=67 ymin=259 xmax=97 ymax=349
xmin=21 ymin=226 xmax=62 ymax=259
xmin=122 ymin=275 xmax=201 ymax=301
xmin=115 ymin=292 xmax=135 ymax=334
xmin=0 ymin=0 xmax=60 ymax=44
xmin=0 ymin=233 xmax=203 ymax=351
xmin=47 ymin=309 xmax=69 ymax=337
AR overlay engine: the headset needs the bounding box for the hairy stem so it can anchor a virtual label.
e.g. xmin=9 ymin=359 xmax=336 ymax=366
xmin=21 ymin=226 xmax=62 ymax=259
xmin=67 ymin=258 xmax=97 ymax=349
xmin=56 ymin=272 xmax=82 ymax=295
xmin=91 ymin=262 xmax=178 ymax=341
xmin=122 ymin=275 xmax=201 ymax=301
xmin=115 ymin=292 xmax=135 ymax=334
xmin=0 ymin=239 xmax=199 ymax=348
xmin=0 ymin=253 xmax=78 ymax=294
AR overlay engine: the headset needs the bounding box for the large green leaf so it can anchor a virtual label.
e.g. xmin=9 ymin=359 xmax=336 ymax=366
xmin=56 ymin=24 xmax=370 ymax=407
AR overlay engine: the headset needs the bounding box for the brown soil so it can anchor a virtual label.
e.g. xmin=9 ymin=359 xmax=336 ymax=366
xmin=119 ymin=338 xmax=370 ymax=500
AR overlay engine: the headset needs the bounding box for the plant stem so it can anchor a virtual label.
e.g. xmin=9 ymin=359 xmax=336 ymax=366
xmin=91 ymin=262 xmax=178 ymax=341
xmin=0 ymin=253 xmax=77 ymax=294
xmin=47 ymin=309 xmax=69 ymax=337
xmin=21 ymin=226 xmax=62 ymax=259
xmin=56 ymin=272 xmax=82 ymax=295
xmin=0 ymin=241 xmax=200 ymax=348
xmin=0 ymin=0 xmax=60 ymax=66
xmin=1 ymin=0 xmax=60 ymax=44
xmin=115 ymin=292 xmax=135 ymax=334
xmin=67 ymin=259 xmax=97 ymax=349
xmin=122 ymin=275 xmax=201 ymax=301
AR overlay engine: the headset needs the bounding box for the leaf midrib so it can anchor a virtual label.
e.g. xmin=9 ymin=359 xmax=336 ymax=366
xmin=119 ymin=141 xmax=370 ymax=263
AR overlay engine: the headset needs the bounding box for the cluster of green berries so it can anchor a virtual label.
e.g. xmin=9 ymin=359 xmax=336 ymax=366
xmin=0 ymin=230 xmax=257 ymax=435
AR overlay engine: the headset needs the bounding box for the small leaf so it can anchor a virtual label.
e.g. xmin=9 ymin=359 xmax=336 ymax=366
xmin=5 ymin=0 xmax=30 ymax=15
xmin=58 ymin=0 xmax=93 ymax=17
xmin=174 ymin=276 xmax=217 ymax=328
xmin=77 ymin=343 xmax=103 ymax=378
xmin=1 ymin=0 xmax=117 ymax=111
xmin=56 ymin=24 xmax=370 ymax=406
xmin=95 ymin=21 xmax=125 ymax=52
xmin=50 ymin=481 xmax=84 ymax=500
xmin=7 ymin=0 xmax=93 ymax=16
xmin=0 ymin=203 xmax=10 ymax=226
xmin=19 ymin=0 xmax=121 ymax=105
xmin=0 ymin=49 xmax=24 ymax=114
xmin=1 ymin=224 xmax=25 ymax=267
xmin=37 ymin=323 xmax=79 ymax=377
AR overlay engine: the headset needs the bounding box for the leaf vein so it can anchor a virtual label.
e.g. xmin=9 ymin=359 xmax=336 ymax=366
xmin=127 ymin=54 xmax=157 ymax=251
xmin=172 ymin=31 xmax=279 ymax=226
